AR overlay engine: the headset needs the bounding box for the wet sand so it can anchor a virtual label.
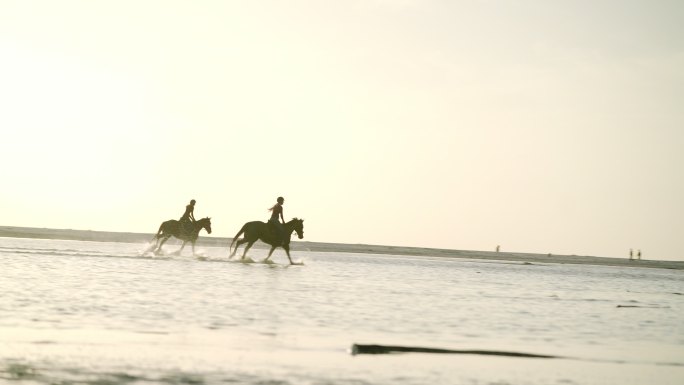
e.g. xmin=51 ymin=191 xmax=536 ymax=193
xmin=1 ymin=225 xmax=682 ymax=270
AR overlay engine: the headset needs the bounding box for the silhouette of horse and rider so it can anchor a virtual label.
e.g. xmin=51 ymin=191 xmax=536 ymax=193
xmin=149 ymin=197 xmax=304 ymax=264
xmin=149 ymin=200 xmax=212 ymax=256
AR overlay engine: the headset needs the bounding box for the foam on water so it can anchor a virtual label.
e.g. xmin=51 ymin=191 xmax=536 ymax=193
xmin=1 ymin=237 xmax=683 ymax=384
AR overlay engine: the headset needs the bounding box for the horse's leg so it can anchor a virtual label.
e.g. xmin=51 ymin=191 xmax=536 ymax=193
xmin=173 ymin=241 xmax=187 ymax=256
xmin=156 ymin=236 xmax=172 ymax=255
xmin=149 ymin=223 xmax=165 ymax=253
xmin=283 ymin=244 xmax=294 ymax=265
xmin=146 ymin=234 xmax=159 ymax=253
xmin=241 ymin=241 xmax=256 ymax=260
xmin=148 ymin=236 xmax=160 ymax=254
xmin=153 ymin=236 xmax=164 ymax=254
xmin=230 ymin=239 xmax=247 ymax=258
xmin=152 ymin=237 xmax=161 ymax=252
xmin=265 ymin=245 xmax=277 ymax=261
xmin=154 ymin=236 xmax=171 ymax=255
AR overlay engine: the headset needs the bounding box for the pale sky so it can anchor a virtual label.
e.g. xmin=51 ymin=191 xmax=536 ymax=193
xmin=1 ymin=0 xmax=682 ymax=260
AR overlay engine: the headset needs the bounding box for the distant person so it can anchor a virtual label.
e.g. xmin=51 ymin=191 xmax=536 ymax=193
xmin=637 ymin=249 xmax=642 ymax=260
xmin=268 ymin=197 xmax=286 ymax=245
xmin=629 ymin=248 xmax=633 ymax=260
xmin=496 ymin=245 xmax=500 ymax=252
xmin=180 ymin=199 xmax=196 ymax=232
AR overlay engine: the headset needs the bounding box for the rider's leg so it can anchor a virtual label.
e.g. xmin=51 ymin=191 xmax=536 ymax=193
xmin=273 ymin=222 xmax=285 ymax=246
xmin=268 ymin=220 xmax=283 ymax=246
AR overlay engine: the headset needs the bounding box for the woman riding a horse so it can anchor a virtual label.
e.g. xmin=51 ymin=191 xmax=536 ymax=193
xmin=268 ymin=197 xmax=286 ymax=245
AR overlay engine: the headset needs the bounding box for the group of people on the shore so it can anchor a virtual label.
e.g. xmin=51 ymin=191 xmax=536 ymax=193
xmin=629 ymin=248 xmax=642 ymax=261
xmin=178 ymin=196 xmax=288 ymax=245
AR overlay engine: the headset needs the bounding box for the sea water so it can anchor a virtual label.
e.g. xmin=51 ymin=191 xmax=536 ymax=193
xmin=0 ymin=237 xmax=683 ymax=384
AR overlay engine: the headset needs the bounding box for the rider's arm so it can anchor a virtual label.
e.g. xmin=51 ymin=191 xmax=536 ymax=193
xmin=280 ymin=208 xmax=285 ymax=224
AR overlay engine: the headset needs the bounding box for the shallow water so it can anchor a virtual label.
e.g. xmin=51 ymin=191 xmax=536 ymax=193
xmin=1 ymin=237 xmax=683 ymax=384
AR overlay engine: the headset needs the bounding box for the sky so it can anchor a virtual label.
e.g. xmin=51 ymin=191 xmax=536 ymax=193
xmin=1 ymin=0 xmax=683 ymax=260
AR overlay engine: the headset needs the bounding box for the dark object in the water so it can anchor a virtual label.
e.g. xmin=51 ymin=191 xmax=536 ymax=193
xmin=350 ymin=344 xmax=558 ymax=358
xmin=616 ymin=305 xmax=667 ymax=308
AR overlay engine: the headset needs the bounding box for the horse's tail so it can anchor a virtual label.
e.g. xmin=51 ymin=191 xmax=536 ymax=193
xmin=152 ymin=222 xmax=165 ymax=241
xmin=230 ymin=224 xmax=247 ymax=254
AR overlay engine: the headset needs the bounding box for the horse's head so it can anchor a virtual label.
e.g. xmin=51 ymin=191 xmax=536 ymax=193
xmin=292 ymin=218 xmax=304 ymax=239
xmin=199 ymin=217 xmax=212 ymax=234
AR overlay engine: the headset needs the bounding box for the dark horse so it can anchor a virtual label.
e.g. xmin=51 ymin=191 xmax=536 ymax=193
xmin=229 ymin=218 xmax=304 ymax=264
xmin=149 ymin=217 xmax=212 ymax=256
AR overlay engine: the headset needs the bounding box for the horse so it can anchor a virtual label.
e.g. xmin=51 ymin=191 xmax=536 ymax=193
xmin=228 ymin=218 xmax=304 ymax=264
xmin=149 ymin=217 xmax=212 ymax=256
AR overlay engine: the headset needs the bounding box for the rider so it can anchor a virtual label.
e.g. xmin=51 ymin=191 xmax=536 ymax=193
xmin=180 ymin=199 xmax=196 ymax=232
xmin=268 ymin=197 xmax=286 ymax=245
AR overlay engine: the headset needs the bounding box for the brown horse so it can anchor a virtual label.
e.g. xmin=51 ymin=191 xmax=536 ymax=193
xmin=150 ymin=217 xmax=212 ymax=256
xmin=229 ymin=218 xmax=304 ymax=264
